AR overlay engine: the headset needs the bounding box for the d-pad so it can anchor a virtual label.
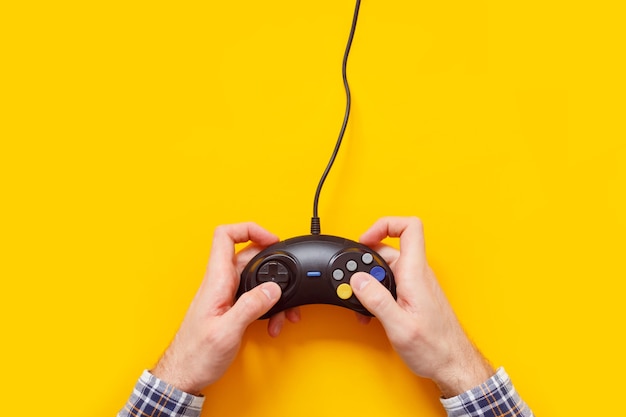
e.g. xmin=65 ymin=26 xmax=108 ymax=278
xmin=256 ymin=261 xmax=290 ymax=287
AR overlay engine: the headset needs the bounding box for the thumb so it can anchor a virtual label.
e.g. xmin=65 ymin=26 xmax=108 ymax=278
xmin=226 ymin=282 xmax=282 ymax=333
xmin=351 ymin=272 xmax=402 ymax=325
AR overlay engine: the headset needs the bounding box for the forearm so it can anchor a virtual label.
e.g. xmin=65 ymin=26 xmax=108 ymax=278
xmin=118 ymin=370 xmax=205 ymax=417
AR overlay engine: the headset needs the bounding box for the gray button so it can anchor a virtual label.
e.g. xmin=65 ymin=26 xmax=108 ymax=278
xmin=332 ymin=269 xmax=345 ymax=281
xmin=346 ymin=260 xmax=358 ymax=271
xmin=361 ymin=253 xmax=373 ymax=264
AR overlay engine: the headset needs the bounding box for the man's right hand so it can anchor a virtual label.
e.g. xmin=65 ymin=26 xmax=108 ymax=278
xmin=350 ymin=216 xmax=494 ymax=398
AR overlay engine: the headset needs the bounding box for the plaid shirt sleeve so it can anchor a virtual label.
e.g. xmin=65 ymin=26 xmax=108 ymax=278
xmin=440 ymin=367 xmax=534 ymax=417
xmin=118 ymin=370 xmax=205 ymax=417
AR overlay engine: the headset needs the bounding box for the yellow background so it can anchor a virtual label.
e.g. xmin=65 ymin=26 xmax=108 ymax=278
xmin=1 ymin=1 xmax=624 ymax=416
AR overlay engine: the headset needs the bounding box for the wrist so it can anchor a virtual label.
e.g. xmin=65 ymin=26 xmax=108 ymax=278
xmin=152 ymin=344 xmax=204 ymax=396
xmin=433 ymin=342 xmax=495 ymax=398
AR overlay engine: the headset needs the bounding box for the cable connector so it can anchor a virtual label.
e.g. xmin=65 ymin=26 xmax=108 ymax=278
xmin=310 ymin=216 xmax=321 ymax=235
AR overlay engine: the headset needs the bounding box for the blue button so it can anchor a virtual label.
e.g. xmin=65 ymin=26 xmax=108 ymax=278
xmin=370 ymin=266 xmax=386 ymax=281
xmin=307 ymin=271 xmax=322 ymax=277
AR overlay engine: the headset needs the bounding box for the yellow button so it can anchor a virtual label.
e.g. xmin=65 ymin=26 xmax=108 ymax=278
xmin=336 ymin=283 xmax=353 ymax=300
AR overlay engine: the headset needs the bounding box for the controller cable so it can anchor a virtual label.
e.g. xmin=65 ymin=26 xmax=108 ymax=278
xmin=311 ymin=0 xmax=362 ymax=235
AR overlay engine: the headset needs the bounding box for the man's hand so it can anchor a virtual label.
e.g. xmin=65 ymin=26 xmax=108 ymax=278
xmin=350 ymin=217 xmax=494 ymax=397
xmin=152 ymin=222 xmax=300 ymax=395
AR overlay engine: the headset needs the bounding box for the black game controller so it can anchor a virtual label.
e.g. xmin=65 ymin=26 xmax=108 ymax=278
xmin=236 ymin=234 xmax=396 ymax=319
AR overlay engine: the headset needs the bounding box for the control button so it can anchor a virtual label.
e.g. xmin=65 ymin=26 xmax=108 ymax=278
xmin=257 ymin=261 xmax=290 ymax=283
xmin=361 ymin=253 xmax=374 ymax=264
xmin=307 ymin=271 xmax=321 ymax=277
xmin=332 ymin=269 xmax=344 ymax=281
xmin=336 ymin=283 xmax=353 ymax=300
xmin=369 ymin=265 xmax=386 ymax=282
xmin=346 ymin=260 xmax=358 ymax=272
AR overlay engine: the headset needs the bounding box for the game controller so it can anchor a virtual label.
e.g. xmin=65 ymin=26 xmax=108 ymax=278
xmin=236 ymin=234 xmax=396 ymax=319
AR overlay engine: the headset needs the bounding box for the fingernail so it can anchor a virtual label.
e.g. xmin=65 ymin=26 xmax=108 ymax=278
xmin=270 ymin=320 xmax=283 ymax=338
xmin=261 ymin=287 xmax=272 ymax=300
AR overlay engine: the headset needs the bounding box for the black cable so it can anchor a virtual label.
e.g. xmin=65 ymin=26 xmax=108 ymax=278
xmin=311 ymin=0 xmax=362 ymax=235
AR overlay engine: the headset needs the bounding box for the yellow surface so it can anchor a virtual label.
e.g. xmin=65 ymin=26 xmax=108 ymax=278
xmin=1 ymin=1 xmax=624 ymax=416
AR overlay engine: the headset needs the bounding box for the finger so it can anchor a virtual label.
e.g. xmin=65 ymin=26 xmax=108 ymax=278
xmin=267 ymin=307 xmax=301 ymax=337
xmin=210 ymin=222 xmax=279 ymax=269
xmin=360 ymin=217 xmax=428 ymax=300
xmin=235 ymin=242 xmax=274 ymax=274
xmin=225 ymin=282 xmax=282 ymax=335
xmin=360 ymin=216 xmax=426 ymax=264
xmin=267 ymin=311 xmax=285 ymax=338
xmin=350 ymin=272 xmax=403 ymax=328
xmin=360 ymin=217 xmax=427 ymax=295
xmin=204 ymin=223 xmax=279 ymax=303
xmin=365 ymin=243 xmax=400 ymax=267
xmin=285 ymin=307 xmax=301 ymax=323
xmin=355 ymin=312 xmax=372 ymax=325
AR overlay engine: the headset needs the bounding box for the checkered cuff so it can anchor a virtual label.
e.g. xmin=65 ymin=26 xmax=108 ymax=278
xmin=440 ymin=367 xmax=534 ymax=417
xmin=118 ymin=370 xmax=205 ymax=417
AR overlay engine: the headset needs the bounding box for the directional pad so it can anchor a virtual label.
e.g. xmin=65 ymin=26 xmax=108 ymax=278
xmin=256 ymin=261 xmax=290 ymax=289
